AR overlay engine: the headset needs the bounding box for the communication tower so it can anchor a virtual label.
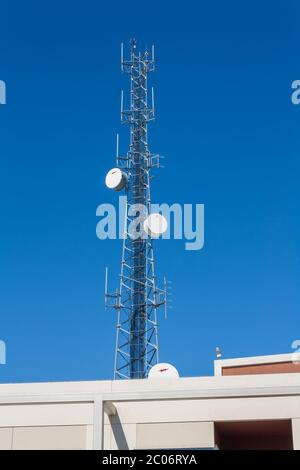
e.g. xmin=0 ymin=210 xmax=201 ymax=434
xmin=105 ymin=39 xmax=167 ymax=380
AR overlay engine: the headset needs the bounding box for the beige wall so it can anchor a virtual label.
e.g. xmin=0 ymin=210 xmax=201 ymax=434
xmin=0 ymin=426 xmax=88 ymax=450
xmin=292 ymin=418 xmax=300 ymax=450
xmin=0 ymin=428 xmax=13 ymax=450
xmin=136 ymin=421 xmax=214 ymax=449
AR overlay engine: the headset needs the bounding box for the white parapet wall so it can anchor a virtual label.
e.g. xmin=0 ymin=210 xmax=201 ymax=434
xmin=0 ymin=372 xmax=300 ymax=449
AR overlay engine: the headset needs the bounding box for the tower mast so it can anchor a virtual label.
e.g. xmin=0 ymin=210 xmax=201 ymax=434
xmin=106 ymin=39 xmax=165 ymax=379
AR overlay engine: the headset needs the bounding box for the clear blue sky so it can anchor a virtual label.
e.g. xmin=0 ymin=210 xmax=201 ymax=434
xmin=0 ymin=0 xmax=299 ymax=382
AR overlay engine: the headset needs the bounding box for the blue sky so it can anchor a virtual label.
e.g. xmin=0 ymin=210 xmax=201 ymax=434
xmin=0 ymin=0 xmax=299 ymax=382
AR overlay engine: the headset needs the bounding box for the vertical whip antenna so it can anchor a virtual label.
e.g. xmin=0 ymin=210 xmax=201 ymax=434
xmin=152 ymin=87 xmax=155 ymax=118
xmin=152 ymin=45 xmax=155 ymax=70
xmin=121 ymin=43 xmax=124 ymax=72
xmin=116 ymin=134 xmax=119 ymax=165
xmin=120 ymin=90 xmax=124 ymax=122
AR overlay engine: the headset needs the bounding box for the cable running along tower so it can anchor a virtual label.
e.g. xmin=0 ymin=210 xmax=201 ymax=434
xmin=105 ymin=39 xmax=166 ymax=380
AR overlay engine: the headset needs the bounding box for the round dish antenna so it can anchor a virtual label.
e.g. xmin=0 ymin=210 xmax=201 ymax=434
xmin=148 ymin=363 xmax=179 ymax=379
xmin=143 ymin=213 xmax=168 ymax=238
xmin=105 ymin=168 xmax=127 ymax=191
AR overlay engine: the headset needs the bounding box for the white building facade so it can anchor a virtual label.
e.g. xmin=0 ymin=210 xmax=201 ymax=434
xmin=0 ymin=353 xmax=300 ymax=450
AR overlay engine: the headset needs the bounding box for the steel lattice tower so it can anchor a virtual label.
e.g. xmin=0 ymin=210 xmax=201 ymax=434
xmin=105 ymin=39 xmax=166 ymax=380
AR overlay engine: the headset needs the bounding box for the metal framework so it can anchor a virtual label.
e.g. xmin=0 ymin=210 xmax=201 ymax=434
xmin=105 ymin=39 xmax=166 ymax=380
